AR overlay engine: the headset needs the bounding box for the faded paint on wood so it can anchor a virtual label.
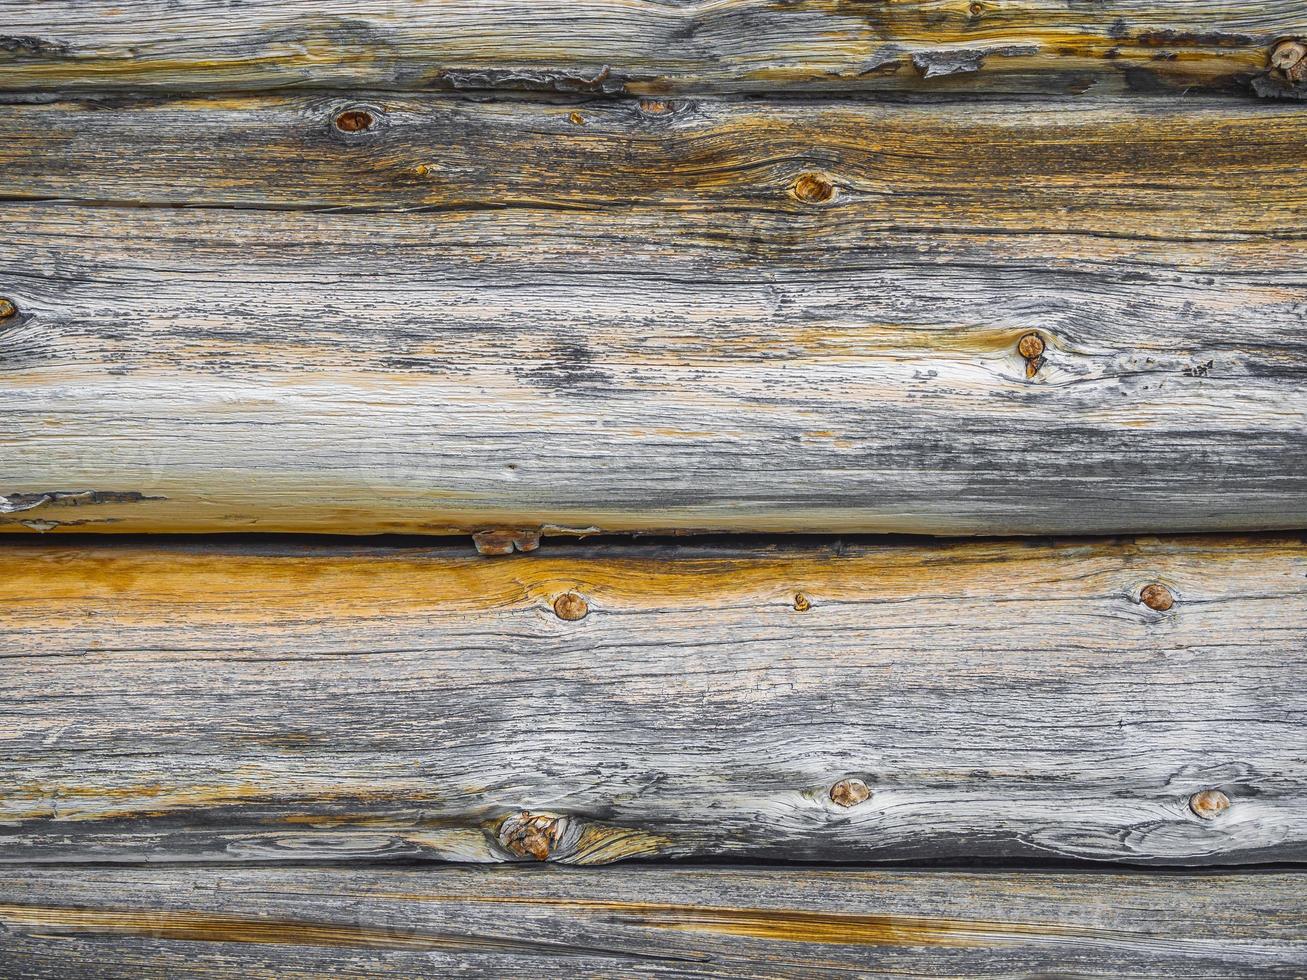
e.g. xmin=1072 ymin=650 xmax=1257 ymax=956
xmin=1 ymin=865 xmax=1305 ymax=977
xmin=1 ymin=535 xmax=1304 ymax=865
xmin=0 ymin=1 xmax=1301 ymax=96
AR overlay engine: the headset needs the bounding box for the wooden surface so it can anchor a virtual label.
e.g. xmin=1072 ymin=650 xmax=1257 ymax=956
xmin=2 ymin=534 xmax=1304 ymax=866
xmin=6 ymin=2 xmax=1306 ymax=973
xmin=2 ymin=94 xmax=1306 ymax=537
xmin=1 ymin=865 xmax=1305 ymax=977
xmin=5 ymin=92 xmax=1307 ymax=221
xmin=1 ymin=1 xmax=1301 ymax=96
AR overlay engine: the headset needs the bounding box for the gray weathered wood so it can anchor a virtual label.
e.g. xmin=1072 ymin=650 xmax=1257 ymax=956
xmin=2 ymin=184 xmax=1305 ymax=536
xmin=0 ymin=0 xmax=1300 ymax=95
xmin=1 ymin=864 xmax=1305 ymax=978
xmin=3 ymin=93 xmax=1306 ymax=222
xmin=1 ymin=535 xmax=1304 ymax=865
xmin=5 ymin=94 xmax=1305 ymax=537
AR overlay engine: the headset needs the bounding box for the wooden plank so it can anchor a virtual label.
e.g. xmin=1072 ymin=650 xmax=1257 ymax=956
xmin=0 ymin=1 xmax=1300 ymax=96
xmin=2 ymin=129 xmax=1306 ymax=537
xmin=4 ymin=95 xmax=1304 ymax=537
xmin=1 ymin=535 xmax=1304 ymax=865
xmin=3 ymin=93 xmax=1307 ymax=224
xmin=2 ymin=865 xmax=1305 ymax=978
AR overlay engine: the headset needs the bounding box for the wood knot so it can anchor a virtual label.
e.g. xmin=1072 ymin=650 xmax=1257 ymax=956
xmin=829 ymin=778 xmax=872 ymax=808
xmin=1017 ymin=332 xmax=1045 ymax=360
xmin=639 ymin=98 xmax=673 ymax=116
xmin=1018 ymin=332 xmax=1045 ymax=377
xmin=498 ymin=812 xmax=563 ymax=860
xmin=793 ymin=592 xmax=811 ymax=612
xmin=553 ymin=591 xmax=589 ymax=621
xmin=568 ymin=111 xmax=586 ymax=126
xmin=472 ymin=528 xmax=541 ymax=556
xmin=334 ymin=108 xmax=375 ymax=133
xmin=0 ymin=297 xmax=15 ymax=321
xmin=792 ymin=172 xmax=837 ymax=205
xmin=1271 ymin=40 xmax=1307 ymax=81
xmin=1189 ymin=789 xmax=1230 ymax=820
xmin=1139 ymin=583 xmax=1174 ymax=612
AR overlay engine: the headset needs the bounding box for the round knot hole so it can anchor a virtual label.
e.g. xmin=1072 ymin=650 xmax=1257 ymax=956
xmin=792 ymin=172 xmax=837 ymax=205
xmin=334 ymin=109 xmax=375 ymax=133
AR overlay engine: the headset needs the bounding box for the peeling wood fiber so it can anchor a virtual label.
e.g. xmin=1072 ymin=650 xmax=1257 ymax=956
xmin=0 ymin=1 xmax=1302 ymax=95
xmin=0 ymin=535 xmax=1304 ymax=866
xmin=1 ymin=93 xmax=1306 ymax=537
xmin=1 ymin=865 xmax=1305 ymax=977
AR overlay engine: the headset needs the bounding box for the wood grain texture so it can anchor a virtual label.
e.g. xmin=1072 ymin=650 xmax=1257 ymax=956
xmin=3 ymin=91 xmax=1307 ymax=537
xmin=1 ymin=535 xmax=1304 ymax=865
xmin=0 ymin=1 xmax=1300 ymax=96
xmin=3 ymin=92 xmax=1307 ymax=225
xmin=2 ymin=865 xmax=1306 ymax=978
xmin=4 ymin=95 xmax=1305 ymax=538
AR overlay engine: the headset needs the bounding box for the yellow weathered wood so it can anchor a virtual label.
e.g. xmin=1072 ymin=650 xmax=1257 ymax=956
xmin=0 ymin=1 xmax=1300 ymax=95
xmin=1 ymin=535 xmax=1304 ymax=865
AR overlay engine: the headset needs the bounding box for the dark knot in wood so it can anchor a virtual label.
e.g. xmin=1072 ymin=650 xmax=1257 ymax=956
xmin=830 ymin=778 xmax=872 ymax=808
xmin=1189 ymin=789 xmax=1230 ymax=820
xmin=792 ymin=172 xmax=837 ymax=205
xmin=499 ymin=812 xmax=563 ymax=860
xmin=1140 ymin=583 xmax=1175 ymax=612
xmin=553 ymin=592 xmax=589 ymax=621
xmin=1017 ymin=332 xmax=1045 ymax=360
xmin=1271 ymin=40 xmax=1307 ymax=81
xmin=334 ymin=108 xmax=375 ymax=133
xmin=1018 ymin=332 xmax=1045 ymax=378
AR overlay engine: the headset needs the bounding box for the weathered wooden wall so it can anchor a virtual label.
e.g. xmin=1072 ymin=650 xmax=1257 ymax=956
xmin=3 ymin=1 xmax=1306 ymax=974
xmin=2 ymin=93 xmax=1305 ymax=536
xmin=2 ymin=865 xmax=1305 ymax=977
xmin=3 ymin=535 xmax=1303 ymax=865
xmin=1 ymin=1 xmax=1304 ymax=96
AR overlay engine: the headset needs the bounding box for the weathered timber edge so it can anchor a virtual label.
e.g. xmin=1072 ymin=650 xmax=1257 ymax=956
xmin=1 ymin=865 xmax=1305 ymax=978
xmin=1 ymin=534 xmax=1304 ymax=866
xmin=1 ymin=0 xmax=1304 ymax=96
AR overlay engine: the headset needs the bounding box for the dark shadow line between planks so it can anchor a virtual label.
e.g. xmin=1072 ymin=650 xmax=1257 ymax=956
xmin=4 ymin=529 xmax=1305 ymax=557
xmin=5 ymin=194 xmax=1307 ymax=246
xmin=0 ymin=80 xmax=1278 ymax=102
xmin=5 ymin=856 xmax=1307 ymax=875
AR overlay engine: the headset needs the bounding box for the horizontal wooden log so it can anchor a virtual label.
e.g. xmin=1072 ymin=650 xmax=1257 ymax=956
xmin=4 ymin=95 xmax=1305 ymax=537
xmin=1 ymin=535 xmax=1305 ymax=865
xmin=2 ymin=95 xmax=1307 ymax=536
xmin=3 ymin=93 xmax=1307 ymax=226
xmin=2 ymin=865 xmax=1305 ymax=977
xmin=0 ymin=1 xmax=1300 ymax=96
